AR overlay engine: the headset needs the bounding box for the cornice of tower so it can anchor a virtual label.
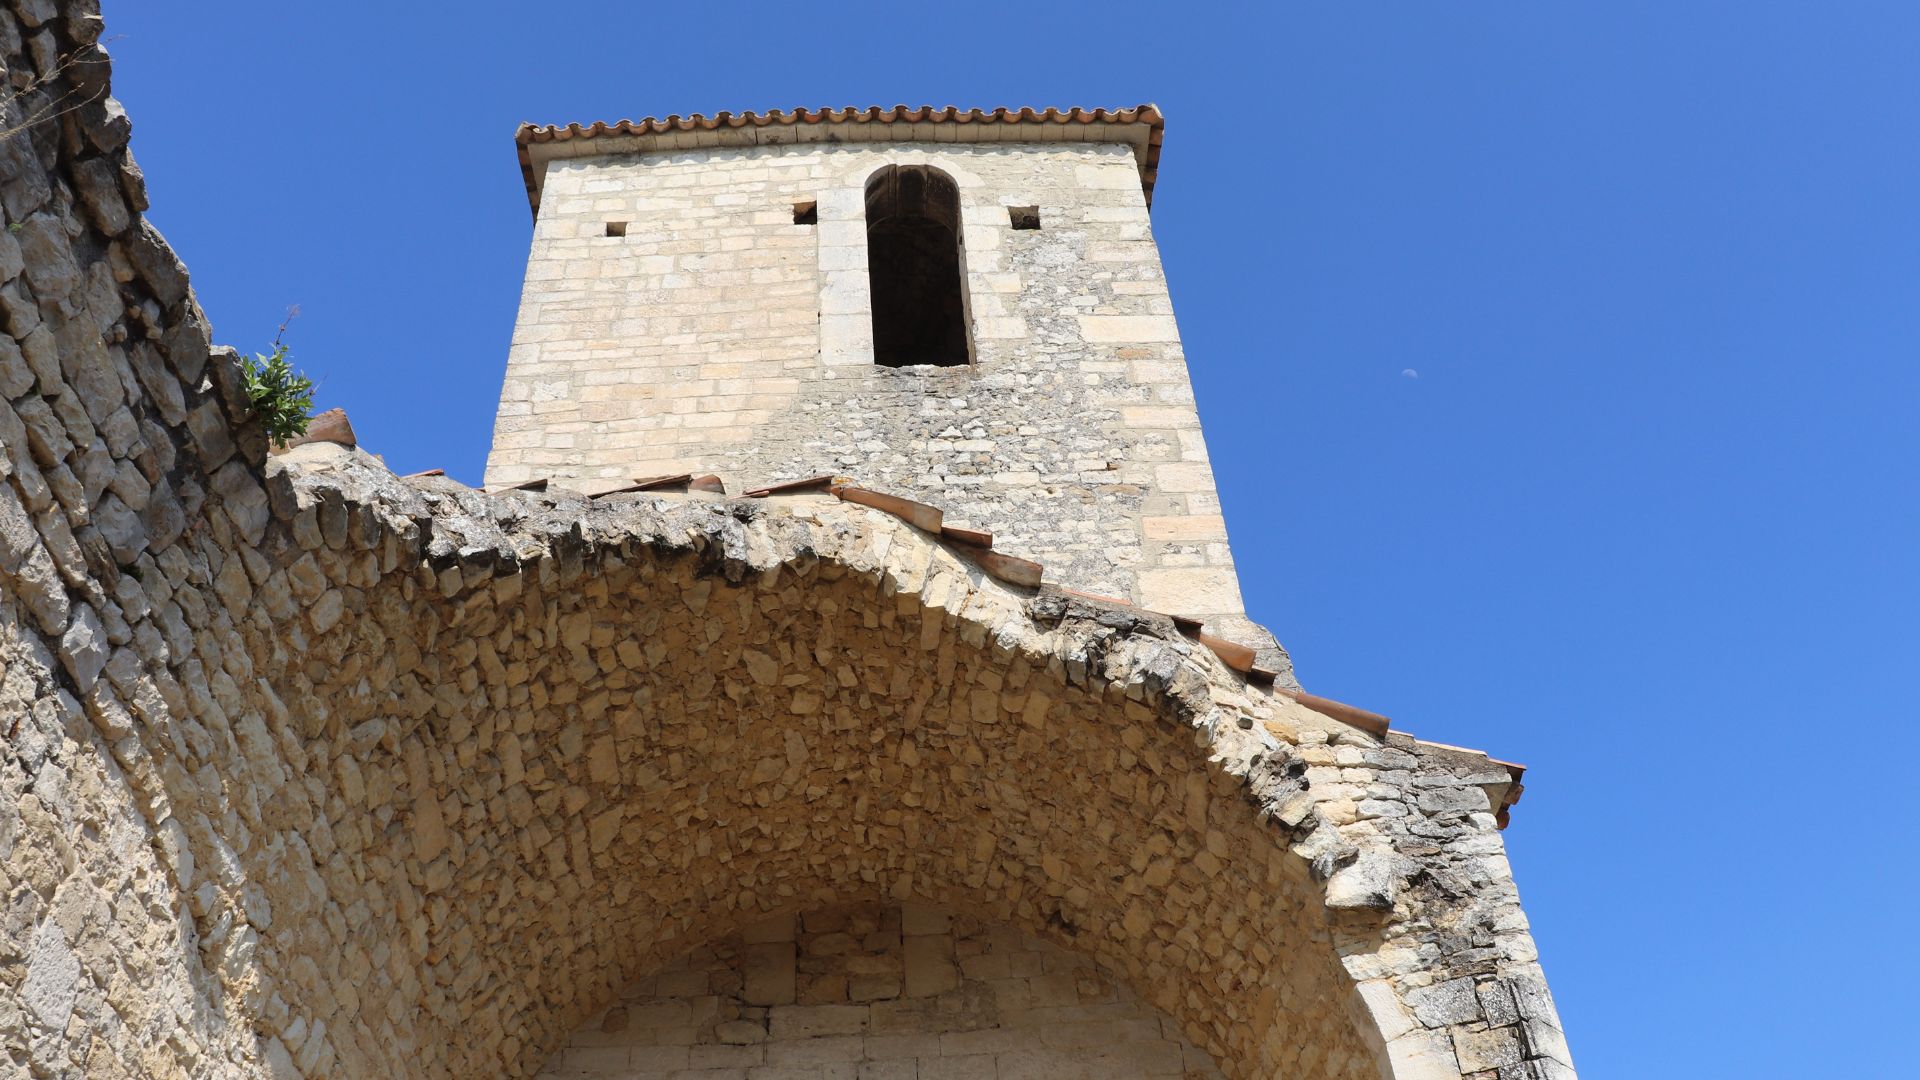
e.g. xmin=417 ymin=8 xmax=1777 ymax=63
xmin=513 ymin=103 xmax=1165 ymax=216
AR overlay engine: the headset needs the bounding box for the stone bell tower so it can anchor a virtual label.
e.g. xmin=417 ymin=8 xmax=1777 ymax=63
xmin=487 ymin=106 xmax=1275 ymax=659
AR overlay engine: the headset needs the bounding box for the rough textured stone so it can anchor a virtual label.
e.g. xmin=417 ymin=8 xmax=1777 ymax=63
xmin=1326 ymin=851 xmax=1412 ymax=911
xmin=56 ymin=601 xmax=107 ymax=689
xmin=0 ymin=226 xmax=24 ymax=282
xmin=13 ymin=212 xmax=79 ymax=310
xmin=0 ymin=6 xmax=1573 ymax=1079
xmin=122 ymin=219 xmax=191 ymax=307
xmin=0 ymin=479 xmax=37 ymax=570
xmin=485 ymin=137 xmax=1286 ymax=670
xmin=21 ymin=918 xmax=80 ymax=1035
xmin=71 ymin=155 xmax=131 ymax=236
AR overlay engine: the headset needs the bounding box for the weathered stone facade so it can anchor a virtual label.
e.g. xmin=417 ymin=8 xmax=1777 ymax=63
xmin=489 ymin=121 xmax=1272 ymax=657
xmin=0 ymin=5 xmax=1575 ymax=1078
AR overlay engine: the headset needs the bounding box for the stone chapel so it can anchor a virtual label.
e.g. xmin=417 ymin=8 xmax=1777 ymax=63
xmin=0 ymin=4 xmax=1575 ymax=1077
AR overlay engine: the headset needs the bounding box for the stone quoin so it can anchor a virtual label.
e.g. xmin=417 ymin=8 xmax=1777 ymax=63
xmin=0 ymin=3 xmax=1575 ymax=1077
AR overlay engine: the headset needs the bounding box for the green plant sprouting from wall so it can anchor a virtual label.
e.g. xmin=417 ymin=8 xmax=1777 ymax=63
xmin=242 ymin=309 xmax=314 ymax=446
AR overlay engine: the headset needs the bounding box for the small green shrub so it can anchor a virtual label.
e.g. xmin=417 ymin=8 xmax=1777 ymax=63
xmin=241 ymin=343 xmax=314 ymax=447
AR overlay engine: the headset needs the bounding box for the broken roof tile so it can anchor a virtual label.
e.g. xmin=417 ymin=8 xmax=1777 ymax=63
xmin=630 ymin=473 xmax=694 ymax=490
xmin=832 ymin=484 xmax=944 ymax=533
xmin=939 ymin=525 xmax=993 ymax=548
xmin=744 ymin=475 xmax=839 ymax=497
xmin=968 ymin=548 xmax=1044 ymax=590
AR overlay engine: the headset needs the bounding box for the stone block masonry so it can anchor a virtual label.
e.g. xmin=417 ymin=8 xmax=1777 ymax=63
xmin=535 ymin=902 xmax=1226 ymax=1080
xmin=0 ymin=4 xmax=1574 ymax=1078
xmin=488 ymin=134 xmax=1275 ymax=665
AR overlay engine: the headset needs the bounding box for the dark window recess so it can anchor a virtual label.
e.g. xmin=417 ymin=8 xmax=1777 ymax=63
xmin=605 ymin=221 xmax=628 ymax=237
xmin=793 ymin=201 xmax=818 ymax=225
xmin=1008 ymin=205 xmax=1041 ymax=230
xmin=865 ymin=164 xmax=969 ymax=367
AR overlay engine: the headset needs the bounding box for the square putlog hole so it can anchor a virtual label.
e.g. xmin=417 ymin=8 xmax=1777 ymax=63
xmin=792 ymin=201 xmax=818 ymax=225
xmin=1008 ymin=206 xmax=1041 ymax=230
xmin=605 ymin=221 xmax=628 ymax=237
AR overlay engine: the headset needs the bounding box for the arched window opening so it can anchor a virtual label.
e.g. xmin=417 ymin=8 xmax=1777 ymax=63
xmin=865 ymin=164 xmax=971 ymax=367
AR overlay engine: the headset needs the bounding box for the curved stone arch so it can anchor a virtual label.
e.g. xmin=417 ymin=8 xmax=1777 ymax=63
xmin=824 ymin=143 xmax=996 ymax=197
xmin=0 ymin=8 xmax=1573 ymax=1077
xmin=818 ymin=140 xmax=1057 ymax=249
xmin=249 ymin=453 xmax=1407 ymax=1078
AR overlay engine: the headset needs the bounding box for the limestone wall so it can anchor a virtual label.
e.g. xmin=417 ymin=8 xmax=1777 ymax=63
xmin=536 ymin=902 xmax=1225 ymax=1080
xmin=237 ymin=451 xmax=1385 ymax=1079
xmin=0 ymin=4 xmax=1575 ymax=1079
xmin=487 ymin=140 xmax=1268 ymax=656
xmin=0 ymin=1 xmax=287 ymax=1074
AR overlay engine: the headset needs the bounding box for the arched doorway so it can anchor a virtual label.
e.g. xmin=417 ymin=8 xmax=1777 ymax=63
xmin=258 ymin=503 xmax=1384 ymax=1077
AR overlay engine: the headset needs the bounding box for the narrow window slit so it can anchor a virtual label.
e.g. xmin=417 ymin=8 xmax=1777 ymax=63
xmin=605 ymin=221 xmax=627 ymax=237
xmin=1008 ymin=206 xmax=1041 ymax=231
xmin=792 ymin=201 xmax=818 ymax=226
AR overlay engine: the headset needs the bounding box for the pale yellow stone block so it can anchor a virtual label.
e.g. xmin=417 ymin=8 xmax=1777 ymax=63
xmin=1074 ymin=162 xmax=1142 ymax=189
xmin=1143 ymin=515 xmax=1228 ymax=543
xmin=1153 ymin=462 xmax=1217 ymax=493
xmin=1076 ymin=314 xmax=1181 ymax=343
xmin=1119 ymin=406 xmax=1196 ymax=430
xmin=1138 ymin=567 xmax=1245 ymax=616
xmin=972 ymin=317 xmax=1028 ymax=340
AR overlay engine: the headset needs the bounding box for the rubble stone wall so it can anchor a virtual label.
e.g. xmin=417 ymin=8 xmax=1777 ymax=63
xmin=487 ymin=140 xmax=1270 ymax=656
xmin=236 ymin=452 xmax=1385 ymax=1079
xmin=0 ymin=4 xmax=1575 ymax=1079
xmin=0 ymin=0 xmax=288 ymax=1075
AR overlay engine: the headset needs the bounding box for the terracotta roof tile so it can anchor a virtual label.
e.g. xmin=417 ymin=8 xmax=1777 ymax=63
xmin=965 ymin=548 xmax=1044 ymax=590
xmin=1278 ymin=689 xmax=1391 ymax=740
xmin=939 ymin=525 xmax=992 ymax=548
xmin=514 ymin=104 xmax=1166 ymax=215
xmin=831 ymin=484 xmax=943 ymax=533
xmin=743 ymin=474 xmax=839 ymax=497
xmin=591 ymin=474 xmax=696 ymax=498
xmin=1195 ymin=632 xmax=1258 ymax=675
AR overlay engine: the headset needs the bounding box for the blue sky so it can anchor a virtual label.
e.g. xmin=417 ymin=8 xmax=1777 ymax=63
xmin=104 ymin=3 xmax=1918 ymax=1075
